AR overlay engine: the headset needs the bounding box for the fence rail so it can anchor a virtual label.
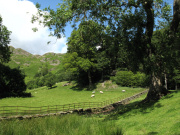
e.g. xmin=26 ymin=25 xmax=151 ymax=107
xmin=0 ymin=90 xmax=148 ymax=117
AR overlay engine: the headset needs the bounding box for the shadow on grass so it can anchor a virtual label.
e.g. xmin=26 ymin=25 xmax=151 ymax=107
xmin=104 ymin=91 xmax=178 ymax=121
xmin=104 ymin=98 xmax=166 ymax=121
xmin=104 ymin=90 xmax=178 ymax=120
xmin=0 ymin=92 xmax=32 ymax=99
xmin=70 ymin=84 xmax=97 ymax=91
xmin=147 ymin=131 xmax=159 ymax=135
xmin=47 ymin=86 xmax=57 ymax=89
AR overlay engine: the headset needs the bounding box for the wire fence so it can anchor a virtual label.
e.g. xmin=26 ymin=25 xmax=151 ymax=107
xmin=0 ymin=90 xmax=148 ymax=117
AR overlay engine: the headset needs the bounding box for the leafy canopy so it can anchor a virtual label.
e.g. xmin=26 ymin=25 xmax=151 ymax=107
xmin=0 ymin=16 xmax=11 ymax=63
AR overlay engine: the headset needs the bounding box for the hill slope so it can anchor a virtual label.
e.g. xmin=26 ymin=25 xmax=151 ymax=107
xmin=6 ymin=46 xmax=65 ymax=82
xmin=106 ymin=91 xmax=180 ymax=135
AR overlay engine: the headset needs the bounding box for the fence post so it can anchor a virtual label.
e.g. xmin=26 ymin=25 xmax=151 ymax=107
xmin=3 ymin=106 xmax=4 ymax=116
xmin=16 ymin=106 xmax=18 ymax=115
xmin=40 ymin=107 xmax=42 ymax=114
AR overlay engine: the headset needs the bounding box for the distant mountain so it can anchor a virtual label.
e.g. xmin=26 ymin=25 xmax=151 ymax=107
xmin=6 ymin=46 xmax=65 ymax=82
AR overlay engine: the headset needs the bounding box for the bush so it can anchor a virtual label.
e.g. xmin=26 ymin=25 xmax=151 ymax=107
xmin=44 ymin=73 xmax=56 ymax=88
xmin=112 ymin=71 xmax=148 ymax=87
xmin=0 ymin=64 xmax=28 ymax=98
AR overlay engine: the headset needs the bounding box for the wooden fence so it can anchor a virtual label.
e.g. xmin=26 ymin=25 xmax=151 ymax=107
xmin=0 ymin=90 xmax=148 ymax=117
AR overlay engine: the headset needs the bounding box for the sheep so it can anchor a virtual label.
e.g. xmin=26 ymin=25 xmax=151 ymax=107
xmin=92 ymin=91 xmax=95 ymax=94
xmin=91 ymin=94 xmax=95 ymax=98
xmin=122 ymin=90 xmax=126 ymax=92
xmin=100 ymin=91 xmax=103 ymax=94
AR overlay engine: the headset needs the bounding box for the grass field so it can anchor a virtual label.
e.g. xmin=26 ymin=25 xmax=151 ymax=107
xmin=0 ymin=82 xmax=146 ymax=107
xmin=104 ymin=90 xmax=180 ymax=135
xmin=0 ymin=90 xmax=179 ymax=135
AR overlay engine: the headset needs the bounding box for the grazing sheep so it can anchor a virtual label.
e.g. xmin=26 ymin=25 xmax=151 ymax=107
xmin=92 ymin=91 xmax=95 ymax=94
xmin=122 ymin=90 xmax=126 ymax=92
xmin=100 ymin=91 xmax=103 ymax=94
xmin=91 ymin=94 xmax=95 ymax=98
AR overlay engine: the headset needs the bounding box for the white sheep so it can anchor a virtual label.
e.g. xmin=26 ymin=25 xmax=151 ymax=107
xmin=122 ymin=90 xmax=126 ymax=92
xmin=91 ymin=94 xmax=95 ymax=98
xmin=100 ymin=91 xmax=103 ymax=94
xmin=92 ymin=91 xmax=95 ymax=94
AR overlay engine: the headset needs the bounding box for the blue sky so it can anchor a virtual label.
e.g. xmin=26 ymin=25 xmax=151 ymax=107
xmin=29 ymin=0 xmax=174 ymax=38
xmin=29 ymin=0 xmax=73 ymax=38
xmin=0 ymin=0 xmax=68 ymax=55
xmin=0 ymin=0 xmax=174 ymax=55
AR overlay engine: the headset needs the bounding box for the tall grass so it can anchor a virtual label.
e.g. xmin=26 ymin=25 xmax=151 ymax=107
xmin=0 ymin=114 xmax=123 ymax=135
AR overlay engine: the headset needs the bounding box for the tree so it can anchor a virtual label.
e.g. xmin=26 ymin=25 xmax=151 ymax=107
xmin=0 ymin=16 xmax=28 ymax=98
xmin=0 ymin=16 xmax=11 ymax=63
xmin=34 ymin=64 xmax=49 ymax=77
xmin=33 ymin=0 xmax=178 ymax=101
xmin=44 ymin=72 xmax=56 ymax=89
xmin=0 ymin=64 xmax=27 ymax=98
xmin=170 ymin=0 xmax=180 ymax=33
xmin=64 ymin=21 xmax=104 ymax=88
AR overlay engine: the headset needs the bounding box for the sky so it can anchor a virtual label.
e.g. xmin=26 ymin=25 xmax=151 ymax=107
xmin=0 ymin=0 xmax=174 ymax=55
xmin=0 ymin=0 xmax=69 ymax=55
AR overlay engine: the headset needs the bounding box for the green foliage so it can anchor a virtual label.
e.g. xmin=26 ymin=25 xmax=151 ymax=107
xmin=0 ymin=16 xmax=11 ymax=63
xmin=44 ymin=72 xmax=56 ymax=88
xmin=27 ymin=71 xmax=57 ymax=89
xmin=0 ymin=64 xmax=29 ymax=98
xmin=26 ymin=80 xmax=36 ymax=90
xmin=56 ymin=68 xmax=74 ymax=82
xmin=64 ymin=21 xmax=104 ymax=87
xmin=113 ymin=71 xmax=148 ymax=87
xmin=34 ymin=65 xmax=49 ymax=77
xmin=33 ymin=0 xmax=178 ymax=99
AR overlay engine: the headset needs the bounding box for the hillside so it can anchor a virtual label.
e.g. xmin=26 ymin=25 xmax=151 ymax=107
xmin=110 ymin=90 xmax=180 ymax=135
xmin=6 ymin=46 xmax=65 ymax=82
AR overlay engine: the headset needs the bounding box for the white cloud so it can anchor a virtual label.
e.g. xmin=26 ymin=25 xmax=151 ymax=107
xmin=0 ymin=0 xmax=67 ymax=55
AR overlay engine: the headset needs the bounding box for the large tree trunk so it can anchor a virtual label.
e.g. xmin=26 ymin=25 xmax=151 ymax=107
xmin=142 ymin=0 xmax=165 ymax=101
xmin=170 ymin=0 xmax=180 ymax=33
xmin=145 ymin=0 xmax=180 ymax=102
xmin=164 ymin=73 xmax=168 ymax=90
xmin=145 ymin=72 xmax=168 ymax=101
xmin=88 ymin=70 xmax=92 ymax=89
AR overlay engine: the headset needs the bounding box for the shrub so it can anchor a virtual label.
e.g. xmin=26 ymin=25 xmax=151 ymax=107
xmin=44 ymin=73 xmax=56 ymax=88
xmin=0 ymin=64 xmax=28 ymax=98
xmin=113 ymin=71 xmax=148 ymax=87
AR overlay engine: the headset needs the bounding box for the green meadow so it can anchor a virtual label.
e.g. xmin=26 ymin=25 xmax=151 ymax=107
xmin=0 ymin=82 xmax=145 ymax=107
xmin=0 ymin=90 xmax=179 ymax=135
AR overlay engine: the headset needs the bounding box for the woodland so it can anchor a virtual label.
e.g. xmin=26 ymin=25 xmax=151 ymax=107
xmin=0 ymin=0 xmax=180 ymax=101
